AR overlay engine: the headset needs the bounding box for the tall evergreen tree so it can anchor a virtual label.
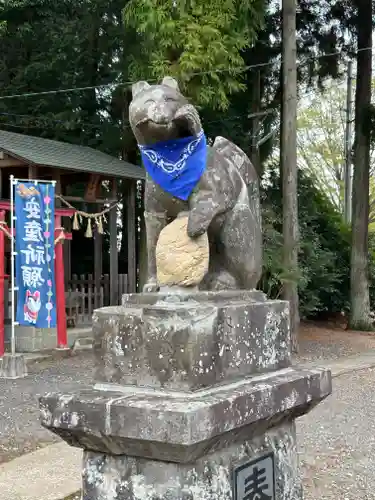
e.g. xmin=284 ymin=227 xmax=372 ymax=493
xmin=350 ymin=0 xmax=373 ymax=329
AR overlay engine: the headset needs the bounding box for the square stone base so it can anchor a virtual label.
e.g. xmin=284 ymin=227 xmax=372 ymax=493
xmin=82 ymin=422 xmax=302 ymax=500
xmin=94 ymin=292 xmax=291 ymax=391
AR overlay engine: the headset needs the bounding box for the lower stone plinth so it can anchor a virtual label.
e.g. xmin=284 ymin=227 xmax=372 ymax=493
xmin=81 ymin=422 xmax=301 ymax=500
xmin=40 ymin=366 xmax=330 ymax=463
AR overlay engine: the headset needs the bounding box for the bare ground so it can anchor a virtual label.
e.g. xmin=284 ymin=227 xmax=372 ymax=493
xmin=0 ymin=351 xmax=93 ymax=464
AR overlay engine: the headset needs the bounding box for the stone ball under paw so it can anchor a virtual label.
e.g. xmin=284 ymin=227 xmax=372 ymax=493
xmin=156 ymin=216 xmax=209 ymax=287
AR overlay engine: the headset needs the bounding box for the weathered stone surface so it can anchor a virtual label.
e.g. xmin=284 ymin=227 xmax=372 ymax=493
xmin=92 ymin=292 xmax=291 ymax=391
xmin=39 ymin=366 xmax=331 ymax=462
xmin=80 ymin=423 xmax=301 ymax=500
xmin=38 ymin=75 xmax=333 ymax=500
xmin=129 ymin=77 xmax=262 ymax=293
xmin=39 ymin=289 xmax=332 ymax=499
xmin=0 ymin=353 xmax=27 ymax=379
xmin=156 ymin=215 xmax=209 ymax=287
xmin=122 ymin=289 xmax=267 ymax=306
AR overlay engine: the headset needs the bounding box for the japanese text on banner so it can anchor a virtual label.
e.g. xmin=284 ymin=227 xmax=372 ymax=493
xmin=15 ymin=182 xmax=56 ymax=328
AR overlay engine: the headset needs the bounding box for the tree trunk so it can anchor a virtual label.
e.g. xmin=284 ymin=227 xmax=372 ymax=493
xmin=281 ymin=0 xmax=300 ymax=352
xmin=350 ymin=0 xmax=372 ymax=330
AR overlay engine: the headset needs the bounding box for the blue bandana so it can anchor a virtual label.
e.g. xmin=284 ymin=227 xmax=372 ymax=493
xmin=139 ymin=131 xmax=207 ymax=201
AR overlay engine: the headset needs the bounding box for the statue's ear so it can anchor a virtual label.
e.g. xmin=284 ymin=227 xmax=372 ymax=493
xmin=132 ymin=81 xmax=150 ymax=98
xmin=161 ymin=76 xmax=180 ymax=91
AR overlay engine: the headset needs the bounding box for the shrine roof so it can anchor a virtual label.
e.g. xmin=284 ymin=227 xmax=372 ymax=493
xmin=0 ymin=129 xmax=145 ymax=180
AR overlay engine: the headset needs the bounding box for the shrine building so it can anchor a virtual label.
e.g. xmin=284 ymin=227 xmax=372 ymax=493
xmin=0 ymin=129 xmax=145 ymax=352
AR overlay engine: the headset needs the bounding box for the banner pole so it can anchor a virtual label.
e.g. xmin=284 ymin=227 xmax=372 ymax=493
xmin=0 ymin=210 xmax=5 ymax=358
xmin=10 ymin=175 xmax=16 ymax=356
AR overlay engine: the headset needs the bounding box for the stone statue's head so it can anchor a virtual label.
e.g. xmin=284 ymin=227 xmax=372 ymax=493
xmin=129 ymin=76 xmax=202 ymax=146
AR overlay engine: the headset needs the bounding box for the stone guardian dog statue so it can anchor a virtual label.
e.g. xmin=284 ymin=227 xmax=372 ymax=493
xmin=129 ymin=76 xmax=262 ymax=292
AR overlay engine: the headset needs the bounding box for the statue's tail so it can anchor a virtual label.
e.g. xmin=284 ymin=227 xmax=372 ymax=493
xmin=212 ymin=136 xmax=258 ymax=186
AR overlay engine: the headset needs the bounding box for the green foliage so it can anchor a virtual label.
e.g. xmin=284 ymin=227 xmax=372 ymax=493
xmin=261 ymin=168 xmax=353 ymax=318
xmin=0 ymin=0 xmax=133 ymax=153
xmin=123 ymin=0 xmax=265 ymax=109
xmin=297 ymin=82 xmax=347 ymax=212
xmin=297 ymin=80 xmax=375 ymax=226
xmin=0 ymin=0 xmax=363 ymax=158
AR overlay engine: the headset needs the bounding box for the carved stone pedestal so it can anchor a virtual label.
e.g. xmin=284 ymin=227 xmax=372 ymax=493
xmin=40 ymin=291 xmax=331 ymax=499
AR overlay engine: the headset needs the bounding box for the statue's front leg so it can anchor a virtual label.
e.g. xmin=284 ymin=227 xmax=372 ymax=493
xmin=143 ymin=211 xmax=167 ymax=292
xmin=187 ymin=192 xmax=219 ymax=238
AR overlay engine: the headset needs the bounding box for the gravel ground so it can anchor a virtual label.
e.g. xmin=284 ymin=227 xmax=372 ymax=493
xmin=297 ymin=322 xmax=375 ymax=362
xmin=298 ymin=367 xmax=375 ymax=499
xmin=0 ymin=352 xmax=93 ymax=463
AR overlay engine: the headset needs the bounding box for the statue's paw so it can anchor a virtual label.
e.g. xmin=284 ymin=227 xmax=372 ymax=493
xmin=143 ymin=279 xmax=160 ymax=293
xmin=187 ymin=217 xmax=207 ymax=238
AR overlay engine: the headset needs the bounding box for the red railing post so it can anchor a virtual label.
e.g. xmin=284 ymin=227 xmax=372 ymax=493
xmin=0 ymin=210 xmax=5 ymax=357
xmin=54 ymin=215 xmax=68 ymax=349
